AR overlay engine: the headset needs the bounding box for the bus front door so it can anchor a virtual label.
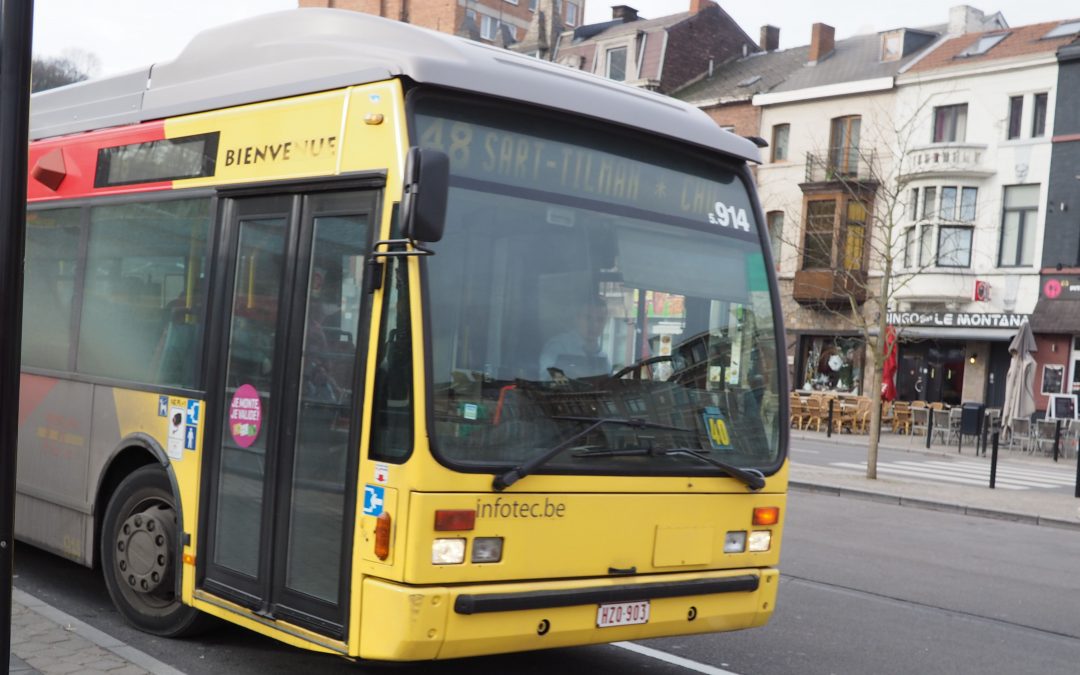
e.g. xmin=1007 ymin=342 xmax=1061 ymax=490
xmin=199 ymin=189 xmax=378 ymax=640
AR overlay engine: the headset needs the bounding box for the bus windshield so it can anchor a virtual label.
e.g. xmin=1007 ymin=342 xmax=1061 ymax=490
xmin=415 ymin=93 xmax=782 ymax=477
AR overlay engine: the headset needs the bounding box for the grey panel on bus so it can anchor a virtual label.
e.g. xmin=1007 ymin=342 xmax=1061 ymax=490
xmin=30 ymin=9 xmax=758 ymax=163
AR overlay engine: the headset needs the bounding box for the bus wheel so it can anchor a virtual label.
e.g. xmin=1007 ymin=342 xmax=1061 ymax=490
xmin=101 ymin=465 xmax=208 ymax=637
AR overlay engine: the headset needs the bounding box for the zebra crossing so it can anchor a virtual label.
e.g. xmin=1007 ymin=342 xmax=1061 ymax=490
xmin=830 ymin=459 xmax=1077 ymax=491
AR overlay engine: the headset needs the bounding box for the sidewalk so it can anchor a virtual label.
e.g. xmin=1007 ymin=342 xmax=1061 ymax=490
xmin=789 ymin=427 xmax=1080 ymax=530
xmin=8 ymin=587 xmax=183 ymax=675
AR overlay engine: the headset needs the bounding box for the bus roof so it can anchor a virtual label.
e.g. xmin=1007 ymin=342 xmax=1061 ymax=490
xmin=30 ymin=9 xmax=759 ymax=163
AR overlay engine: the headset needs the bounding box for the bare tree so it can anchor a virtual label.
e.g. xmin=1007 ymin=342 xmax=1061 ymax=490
xmin=32 ymin=49 xmax=100 ymax=92
xmin=774 ymin=95 xmax=941 ymax=479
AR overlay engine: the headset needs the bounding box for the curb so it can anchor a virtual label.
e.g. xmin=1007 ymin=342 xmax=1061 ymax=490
xmin=789 ymin=480 xmax=1080 ymax=532
xmin=13 ymin=587 xmax=186 ymax=675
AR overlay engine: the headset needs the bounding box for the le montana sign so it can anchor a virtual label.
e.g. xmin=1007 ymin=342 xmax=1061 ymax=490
xmin=886 ymin=312 xmax=1029 ymax=328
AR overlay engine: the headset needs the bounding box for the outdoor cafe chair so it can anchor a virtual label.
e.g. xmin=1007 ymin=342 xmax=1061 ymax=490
xmin=1034 ymin=419 xmax=1060 ymax=456
xmin=930 ymin=409 xmax=952 ymax=445
xmin=1005 ymin=417 xmax=1033 ymax=453
xmin=803 ymin=396 xmax=824 ymax=432
xmin=891 ymin=401 xmax=911 ymax=434
xmin=789 ymin=394 xmax=806 ymax=430
xmin=909 ymin=407 xmax=930 ymax=444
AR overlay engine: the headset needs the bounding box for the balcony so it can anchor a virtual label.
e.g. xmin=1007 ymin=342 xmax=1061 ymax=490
xmin=793 ymin=269 xmax=868 ymax=307
xmin=902 ymin=143 xmax=993 ymax=179
xmin=803 ymin=150 xmax=878 ymax=185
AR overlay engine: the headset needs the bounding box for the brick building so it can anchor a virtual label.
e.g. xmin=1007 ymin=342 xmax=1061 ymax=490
xmin=552 ymin=0 xmax=757 ymax=94
xmin=298 ymin=0 xmax=587 ymax=47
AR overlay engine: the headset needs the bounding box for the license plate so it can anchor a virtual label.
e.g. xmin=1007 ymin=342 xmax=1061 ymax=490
xmin=596 ymin=600 xmax=650 ymax=628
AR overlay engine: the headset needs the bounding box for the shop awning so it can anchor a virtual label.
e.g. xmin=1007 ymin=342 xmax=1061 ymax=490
xmin=1029 ymin=298 xmax=1080 ymax=334
xmin=895 ymin=326 xmax=1017 ymax=341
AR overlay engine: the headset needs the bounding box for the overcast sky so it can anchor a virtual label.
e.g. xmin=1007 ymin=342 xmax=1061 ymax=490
xmin=31 ymin=0 xmax=1079 ymax=77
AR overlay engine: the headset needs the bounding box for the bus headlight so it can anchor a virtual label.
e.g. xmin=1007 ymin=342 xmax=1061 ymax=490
xmin=432 ymin=538 xmax=466 ymax=564
xmin=748 ymin=530 xmax=772 ymax=552
xmin=471 ymin=537 xmax=503 ymax=563
xmin=723 ymin=531 xmax=746 ymax=553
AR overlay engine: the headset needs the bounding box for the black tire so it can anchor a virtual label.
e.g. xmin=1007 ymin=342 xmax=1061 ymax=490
xmin=100 ymin=464 xmax=211 ymax=637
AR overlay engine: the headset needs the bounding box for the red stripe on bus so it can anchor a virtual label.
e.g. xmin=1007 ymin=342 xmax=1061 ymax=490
xmin=28 ymin=121 xmax=171 ymax=202
xmin=19 ymin=374 xmax=58 ymax=427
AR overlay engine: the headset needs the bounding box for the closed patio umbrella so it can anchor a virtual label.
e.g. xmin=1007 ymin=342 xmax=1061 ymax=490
xmin=881 ymin=325 xmax=897 ymax=402
xmin=1002 ymin=321 xmax=1037 ymax=437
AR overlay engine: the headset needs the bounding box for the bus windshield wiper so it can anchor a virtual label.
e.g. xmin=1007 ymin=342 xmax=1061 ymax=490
xmin=573 ymin=446 xmax=766 ymax=491
xmin=491 ymin=417 xmax=691 ymax=491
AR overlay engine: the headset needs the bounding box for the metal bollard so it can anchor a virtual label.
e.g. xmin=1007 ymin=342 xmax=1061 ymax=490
xmin=1055 ymin=420 xmax=1062 ymax=463
xmin=827 ymin=399 xmax=834 ymax=438
xmin=990 ymin=431 xmax=999 ymax=489
xmin=925 ymin=410 xmax=933 ymax=449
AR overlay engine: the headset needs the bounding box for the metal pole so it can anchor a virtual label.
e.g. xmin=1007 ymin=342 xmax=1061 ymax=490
xmin=990 ymin=431 xmax=999 ymax=489
xmin=1054 ymin=419 xmax=1061 ymax=463
xmin=0 ymin=0 xmax=34 ymax=665
xmin=826 ymin=398 xmax=834 ymax=438
xmin=925 ymin=410 xmax=932 ymax=449
xmin=1074 ymin=433 xmax=1080 ymax=498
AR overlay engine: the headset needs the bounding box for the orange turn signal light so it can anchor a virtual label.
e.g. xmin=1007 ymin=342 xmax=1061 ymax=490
xmin=374 ymin=512 xmax=392 ymax=560
xmin=752 ymin=506 xmax=780 ymax=526
xmin=435 ymin=509 xmax=476 ymax=531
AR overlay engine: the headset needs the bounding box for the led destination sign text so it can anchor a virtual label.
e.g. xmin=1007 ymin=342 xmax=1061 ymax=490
xmin=416 ymin=114 xmax=756 ymax=235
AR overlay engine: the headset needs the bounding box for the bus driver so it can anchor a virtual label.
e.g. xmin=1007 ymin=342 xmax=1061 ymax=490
xmin=539 ymin=296 xmax=611 ymax=380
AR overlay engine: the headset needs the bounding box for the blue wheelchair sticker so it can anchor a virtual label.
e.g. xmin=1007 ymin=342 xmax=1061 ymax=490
xmin=363 ymin=485 xmax=385 ymax=516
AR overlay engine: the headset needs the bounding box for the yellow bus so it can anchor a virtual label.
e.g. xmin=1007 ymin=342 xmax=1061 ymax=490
xmin=20 ymin=8 xmax=788 ymax=661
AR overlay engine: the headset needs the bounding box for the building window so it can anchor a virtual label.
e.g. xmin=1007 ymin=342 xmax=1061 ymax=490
xmin=915 ymin=185 xmax=978 ymax=268
xmin=606 ymin=46 xmax=627 ymax=81
xmin=828 ymin=115 xmax=861 ymax=177
xmin=1032 ymin=92 xmax=1048 ymax=138
xmin=932 ymin=104 xmax=967 ymax=143
xmin=529 ymin=0 xmax=537 ymax=10
xmin=766 ymin=211 xmax=783 ymax=262
xmin=903 ymin=226 xmax=916 ymax=268
xmin=564 ymin=1 xmax=579 ymax=25
xmin=999 ymin=184 xmax=1039 ymax=267
xmin=802 ymin=200 xmax=835 ymax=269
xmin=919 ymin=223 xmax=934 ymax=267
xmin=771 ymin=124 xmax=789 ymax=162
xmin=880 ymin=30 xmax=903 ymax=61
xmin=909 ymin=188 xmax=919 ymax=221
xmin=937 ymin=225 xmax=973 ymax=267
xmin=480 ymin=15 xmax=500 ymax=40
xmin=921 ymin=186 xmax=937 ymax=220
xmin=800 ymin=335 xmax=864 ymax=394
xmin=1007 ymin=96 xmax=1023 ymax=140
xmin=505 ymin=0 xmax=519 ymax=4
xmin=843 ymin=200 xmax=867 ymax=270
xmin=959 ymin=187 xmax=978 ymax=221
xmin=939 ymin=186 xmax=957 ymax=219
xmin=800 ymin=196 xmax=870 ymax=272
xmin=958 ymin=32 xmax=1008 ymax=57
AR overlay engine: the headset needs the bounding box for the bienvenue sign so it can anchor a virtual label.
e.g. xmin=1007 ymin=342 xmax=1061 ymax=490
xmin=886 ymin=312 xmax=1029 ymax=328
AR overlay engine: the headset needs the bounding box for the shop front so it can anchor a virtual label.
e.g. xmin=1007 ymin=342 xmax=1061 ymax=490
xmin=885 ymin=310 xmax=1026 ymax=406
xmin=1028 ymin=273 xmax=1080 ymax=413
xmin=793 ymin=333 xmax=865 ymax=394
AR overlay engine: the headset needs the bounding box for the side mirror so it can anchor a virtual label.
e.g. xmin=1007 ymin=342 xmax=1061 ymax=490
xmin=401 ymin=146 xmax=449 ymax=243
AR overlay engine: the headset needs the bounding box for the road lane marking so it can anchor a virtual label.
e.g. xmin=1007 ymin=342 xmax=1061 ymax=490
xmin=612 ymin=641 xmax=740 ymax=674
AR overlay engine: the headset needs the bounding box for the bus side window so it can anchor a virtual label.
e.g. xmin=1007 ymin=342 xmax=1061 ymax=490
xmin=369 ymin=255 xmax=413 ymax=461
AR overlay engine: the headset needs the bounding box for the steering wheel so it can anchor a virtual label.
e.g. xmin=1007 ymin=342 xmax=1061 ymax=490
xmin=611 ymin=355 xmax=675 ymax=381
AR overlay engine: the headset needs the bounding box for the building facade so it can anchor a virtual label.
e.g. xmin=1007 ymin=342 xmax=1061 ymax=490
xmin=1030 ymin=29 xmax=1080 ymax=412
xmin=894 ymin=18 xmax=1075 ymax=407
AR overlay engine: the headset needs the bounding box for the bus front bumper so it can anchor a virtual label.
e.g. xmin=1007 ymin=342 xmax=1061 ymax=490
xmin=358 ymin=568 xmax=778 ymax=661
